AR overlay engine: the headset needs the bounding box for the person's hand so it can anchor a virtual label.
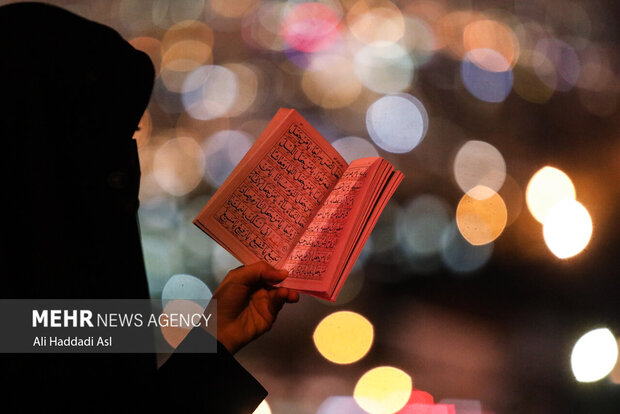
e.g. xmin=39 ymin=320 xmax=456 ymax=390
xmin=203 ymin=261 xmax=299 ymax=354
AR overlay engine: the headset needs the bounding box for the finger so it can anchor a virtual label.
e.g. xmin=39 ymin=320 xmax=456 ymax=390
xmin=286 ymin=290 xmax=299 ymax=303
xmin=266 ymin=288 xmax=288 ymax=317
xmin=228 ymin=261 xmax=289 ymax=286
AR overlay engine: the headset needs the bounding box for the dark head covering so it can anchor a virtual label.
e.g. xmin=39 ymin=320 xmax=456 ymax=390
xmin=0 ymin=3 xmax=156 ymax=409
xmin=0 ymin=2 xmax=154 ymax=298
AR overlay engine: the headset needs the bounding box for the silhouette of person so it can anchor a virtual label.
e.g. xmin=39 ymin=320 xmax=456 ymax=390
xmin=0 ymin=2 xmax=298 ymax=412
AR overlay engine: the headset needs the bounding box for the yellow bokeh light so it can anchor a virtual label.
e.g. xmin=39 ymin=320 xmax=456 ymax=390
xmin=543 ymin=199 xmax=592 ymax=259
xmin=313 ymin=311 xmax=374 ymax=364
xmin=312 ymin=311 xmax=374 ymax=364
xmin=223 ymin=63 xmax=259 ymax=116
xmin=252 ymin=400 xmax=272 ymax=414
xmin=436 ymin=10 xmax=482 ymax=59
xmin=526 ymin=166 xmax=576 ymax=223
xmin=347 ymin=0 xmax=405 ymax=44
xmin=153 ymin=136 xmax=205 ymax=197
xmin=456 ymin=186 xmax=508 ymax=246
xmin=162 ymin=20 xmax=214 ymax=51
xmin=162 ymin=39 xmax=212 ymax=72
xmin=353 ymin=366 xmax=412 ymax=414
xmin=302 ymin=55 xmax=362 ymax=109
xmin=210 ymin=0 xmax=257 ymax=18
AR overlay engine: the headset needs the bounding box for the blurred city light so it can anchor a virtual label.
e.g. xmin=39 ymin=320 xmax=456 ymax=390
xmin=571 ymin=328 xmax=618 ymax=383
xmin=354 ymin=366 xmax=413 ymax=414
xmin=461 ymin=50 xmax=513 ymax=103
xmin=542 ymin=199 xmax=592 ymax=259
xmin=202 ymin=130 xmax=253 ymax=187
xmin=366 ymin=94 xmax=428 ymax=153
xmin=160 ymin=299 xmax=205 ymax=348
xmin=453 ymin=140 xmax=506 ymax=198
xmin=354 ymin=41 xmax=415 ymax=94
xmin=441 ymin=222 xmax=493 ymax=273
xmin=317 ymin=396 xmax=366 ymax=414
xmin=313 ymin=311 xmax=374 ymax=364
xmin=281 ymin=2 xmax=341 ymax=53
xmin=153 ymin=137 xmax=205 ymax=196
xmin=161 ymin=274 xmax=212 ymax=309
xmin=332 ymin=136 xmax=379 ymax=163
xmin=526 ymin=166 xmax=576 ymax=223
xmin=456 ymin=186 xmax=507 ymax=246
xmin=463 ymin=19 xmax=519 ymax=71
xmin=400 ymin=194 xmax=451 ymax=256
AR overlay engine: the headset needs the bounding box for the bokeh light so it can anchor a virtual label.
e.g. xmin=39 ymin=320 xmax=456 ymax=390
xmin=167 ymin=0 xmax=205 ymax=25
xmin=354 ymin=366 xmax=412 ymax=414
xmin=332 ymin=136 xmax=379 ymax=163
xmin=281 ymin=2 xmax=341 ymax=53
xmin=512 ymin=49 xmax=556 ymax=104
xmin=399 ymin=194 xmax=451 ymax=256
xmin=161 ymin=274 xmax=212 ymax=309
xmin=209 ymin=0 xmax=256 ymax=19
xmin=202 ymin=130 xmax=253 ymax=187
xmin=160 ymin=299 xmax=205 ymax=348
xmin=223 ymin=62 xmax=260 ymax=116
xmin=252 ymin=400 xmax=272 ymax=414
xmin=243 ymin=1 xmax=289 ymax=52
xmin=153 ymin=137 xmax=205 ymax=197
xmin=463 ymin=19 xmax=519 ymax=71
xmin=456 ymin=187 xmax=507 ymax=246
xmin=453 ymin=140 xmax=506 ymax=198
xmin=313 ymin=311 xmax=374 ymax=364
xmin=571 ymin=328 xmax=618 ymax=383
xmin=542 ymin=199 xmax=592 ymax=259
xmin=160 ymin=20 xmax=215 ymax=93
xmin=182 ymin=65 xmax=238 ymax=120
xmin=302 ymin=54 xmax=362 ymax=109
xmin=354 ymin=42 xmax=414 ymax=94
xmin=401 ymin=15 xmax=436 ymax=64
xmin=461 ymin=50 xmax=513 ymax=103
xmin=366 ymin=94 xmax=428 ymax=153
xmin=436 ymin=10 xmax=481 ymax=59
xmin=526 ymin=166 xmax=576 ymax=223
xmin=347 ymin=0 xmax=405 ymax=44
xmin=441 ymin=222 xmax=493 ymax=274
xmin=211 ymin=244 xmax=242 ymax=283
xmin=534 ymin=38 xmax=580 ymax=92
xmin=317 ymin=396 xmax=366 ymax=414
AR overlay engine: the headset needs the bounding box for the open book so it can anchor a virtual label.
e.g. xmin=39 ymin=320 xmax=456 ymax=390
xmin=194 ymin=108 xmax=403 ymax=301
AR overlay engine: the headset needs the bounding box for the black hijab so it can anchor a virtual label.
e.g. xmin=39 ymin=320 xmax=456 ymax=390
xmin=0 ymin=2 xmax=154 ymax=299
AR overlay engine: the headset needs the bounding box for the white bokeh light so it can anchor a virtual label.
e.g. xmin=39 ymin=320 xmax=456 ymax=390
xmin=366 ymin=94 xmax=428 ymax=154
xmin=571 ymin=328 xmax=618 ymax=383
xmin=543 ymin=199 xmax=592 ymax=259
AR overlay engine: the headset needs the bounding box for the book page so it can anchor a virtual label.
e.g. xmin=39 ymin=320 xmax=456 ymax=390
xmin=195 ymin=110 xmax=347 ymax=266
xmin=281 ymin=158 xmax=376 ymax=283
